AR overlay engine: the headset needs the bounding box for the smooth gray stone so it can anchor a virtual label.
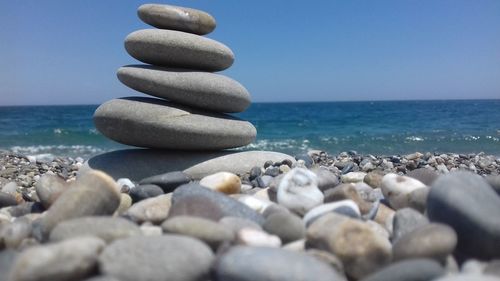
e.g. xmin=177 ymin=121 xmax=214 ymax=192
xmin=9 ymin=236 xmax=105 ymax=281
xmin=427 ymin=171 xmax=500 ymax=259
xmin=32 ymin=170 xmax=121 ymax=242
xmin=129 ymin=184 xmax=164 ymax=203
xmin=392 ymin=207 xmax=429 ymax=242
xmin=138 ymin=4 xmax=216 ymax=35
xmin=0 ymin=217 xmax=32 ymax=249
xmin=35 ymin=174 xmax=68 ymax=209
xmin=93 ymin=97 xmax=256 ymax=150
xmin=407 ymin=168 xmax=439 ymax=186
xmin=486 ymin=175 xmax=500 ymax=196
xmin=433 ymin=274 xmax=500 ymax=281
xmin=99 ymin=235 xmax=214 ymax=281
xmin=125 ymin=29 xmax=233 ymax=71
xmin=0 ymin=249 xmax=18 ymax=281
xmin=312 ymin=167 xmax=340 ymax=191
xmin=215 ymin=246 xmax=347 ymax=281
xmin=117 ymin=65 xmax=250 ymax=113
xmin=171 ymin=183 xmax=265 ymax=225
xmin=0 ymin=192 xmax=17 ymax=208
xmin=139 ymin=171 xmax=191 ymax=193
xmin=49 ymin=216 xmax=141 ymax=243
xmin=360 ymin=258 xmax=444 ymax=281
xmin=83 ymin=149 xmax=295 ymax=181
xmin=392 ymin=223 xmax=457 ymax=262
xmin=263 ymin=212 xmax=305 ymax=244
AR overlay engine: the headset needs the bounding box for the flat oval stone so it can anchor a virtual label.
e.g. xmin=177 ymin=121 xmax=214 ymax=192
xmin=427 ymin=171 xmax=500 ymax=259
xmin=117 ymin=65 xmax=250 ymax=113
xmin=99 ymin=235 xmax=214 ymax=281
xmin=215 ymin=246 xmax=347 ymax=281
xmin=138 ymin=4 xmax=216 ymax=35
xmin=360 ymin=258 xmax=444 ymax=281
xmin=125 ymin=29 xmax=234 ymax=71
xmin=93 ymin=97 xmax=256 ymax=150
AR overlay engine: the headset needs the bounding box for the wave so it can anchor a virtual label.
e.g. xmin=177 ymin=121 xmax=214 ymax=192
xmin=9 ymin=145 xmax=106 ymax=159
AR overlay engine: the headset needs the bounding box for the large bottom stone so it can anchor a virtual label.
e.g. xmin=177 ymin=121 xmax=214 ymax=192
xmin=82 ymin=149 xmax=295 ymax=180
xmin=93 ymin=97 xmax=256 ymax=150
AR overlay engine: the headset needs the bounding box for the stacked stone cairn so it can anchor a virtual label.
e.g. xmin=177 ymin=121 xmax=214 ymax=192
xmin=94 ymin=4 xmax=256 ymax=150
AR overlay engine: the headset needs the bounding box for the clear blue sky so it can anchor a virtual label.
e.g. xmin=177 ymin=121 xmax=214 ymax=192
xmin=1 ymin=0 xmax=499 ymax=105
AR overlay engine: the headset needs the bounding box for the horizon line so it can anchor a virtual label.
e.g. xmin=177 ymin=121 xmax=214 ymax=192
xmin=0 ymin=97 xmax=499 ymax=107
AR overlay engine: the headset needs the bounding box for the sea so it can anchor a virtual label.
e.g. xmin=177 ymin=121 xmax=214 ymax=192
xmin=0 ymin=100 xmax=499 ymax=159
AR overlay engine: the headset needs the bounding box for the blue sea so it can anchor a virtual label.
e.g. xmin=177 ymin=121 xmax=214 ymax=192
xmin=0 ymin=100 xmax=499 ymax=159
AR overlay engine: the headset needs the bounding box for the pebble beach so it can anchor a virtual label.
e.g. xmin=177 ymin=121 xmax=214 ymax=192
xmin=1 ymin=149 xmax=500 ymax=281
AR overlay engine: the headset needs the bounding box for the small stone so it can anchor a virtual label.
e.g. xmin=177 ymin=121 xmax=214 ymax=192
xmin=303 ymin=200 xmax=361 ymax=226
xmin=161 ymin=215 xmax=234 ymax=250
xmin=341 ymin=172 xmax=367 ymax=183
xmin=140 ymin=224 xmax=163 ymax=236
xmin=0 ymin=217 xmax=32 ymax=249
xmin=392 ymin=223 xmax=457 ymax=262
xmin=116 ymin=178 xmax=135 ymax=191
xmin=406 ymin=168 xmax=438 ymax=186
xmin=324 ymin=184 xmax=372 ymax=214
xmin=129 ymin=184 xmax=164 ymax=203
xmin=427 ymin=171 xmax=500 ymax=259
xmin=373 ymin=203 xmax=395 ymax=235
xmin=311 ymin=167 xmax=340 ymax=191
xmin=215 ymin=246 xmax=346 ymax=281
xmin=235 ymin=227 xmax=281 ymax=247
xmin=199 ymin=172 xmax=241 ymax=194
xmin=263 ymin=211 xmax=305 ymax=244
xmin=9 ymin=236 xmax=105 ymax=281
xmin=1 ymin=182 xmax=17 ymax=195
xmin=248 ymin=166 xmax=261 ymax=181
xmin=234 ymin=194 xmax=273 ymax=214
xmin=360 ymin=258 xmax=445 ymax=281
xmin=137 ymin=4 xmax=216 ymax=35
xmin=139 ymin=171 xmax=191 ymax=193
xmin=294 ymin=154 xmax=314 ymax=168
xmin=279 ymin=164 xmax=291 ymax=174
xmin=364 ymin=172 xmax=384 ymax=188
xmin=381 ymin=173 xmax=427 ymax=210
xmin=256 ymin=175 xmax=274 ymax=188
xmin=115 ymin=193 xmax=132 ymax=215
xmin=307 ymin=213 xmax=392 ymax=279
xmin=49 ymin=216 xmax=141 ymax=243
xmin=0 ymin=192 xmax=17 ymax=208
xmin=124 ymin=193 xmax=171 ymax=224
xmin=392 ymin=207 xmax=429 ymax=242
xmin=99 ymin=235 xmax=214 ymax=281
xmin=264 ymin=166 xmax=280 ymax=177
xmin=277 ymin=168 xmax=324 ymax=215
xmin=171 ymin=183 xmax=264 ymax=225
xmin=306 ymin=249 xmax=345 ymax=275
xmin=32 ymin=170 xmax=121 ymax=241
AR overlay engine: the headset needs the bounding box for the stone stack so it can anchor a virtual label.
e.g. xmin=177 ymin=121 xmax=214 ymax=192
xmin=94 ymin=4 xmax=256 ymax=150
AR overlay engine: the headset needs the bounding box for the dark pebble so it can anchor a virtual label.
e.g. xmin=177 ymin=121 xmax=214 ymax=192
xmin=263 ymin=160 xmax=274 ymax=169
xmin=139 ymin=171 xmax=191 ymax=193
xmin=295 ymin=154 xmax=314 ymax=168
xmin=129 ymin=184 xmax=164 ymax=203
xmin=264 ymin=167 xmax=280 ymax=177
xmin=359 ymin=258 xmax=444 ymax=281
xmin=0 ymin=192 xmax=17 ymax=208
xmin=249 ymin=166 xmax=261 ymax=181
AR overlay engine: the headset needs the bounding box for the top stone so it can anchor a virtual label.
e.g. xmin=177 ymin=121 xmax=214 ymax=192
xmin=138 ymin=4 xmax=216 ymax=35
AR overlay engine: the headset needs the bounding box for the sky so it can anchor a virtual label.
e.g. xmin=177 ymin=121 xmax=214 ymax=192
xmin=1 ymin=0 xmax=499 ymax=105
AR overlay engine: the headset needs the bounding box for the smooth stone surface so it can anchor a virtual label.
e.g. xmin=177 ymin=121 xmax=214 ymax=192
xmin=0 ymin=192 xmax=17 ymax=208
xmin=219 ymin=216 xmax=262 ymax=232
xmin=392 ymin=223 xmax=457 ymax=262
xmin=486 ymin=175 xmax=500 ymax=195
xmin=215 ymin=246 xmax=347 ymax=281
xmin=139 ymin=171 xmax=191 ymax=193
xmin=161 ymin=215 xmax=234 ymax=249
xmin=9 ymin=236 xmax=105 ymax=281
xmin=360 ymin=258 xmax=445 ymax=281
xmin=341 ymin=172 xmax=367 ymax=183
xmin=99 ymin=235 xmax=214 ymax=281
xmin=116 ymin=193 xmax=132 ymax=214
xmin=84 ymin=149 xmax=295 ymax=181
xmin=311 ymin=167 xmax=340 ymax=191
xmin=381 ymin=173 xmax=427 ymax=210
xmin=407 ymin=168 xmax=439 ymax=186
xmin=124 ymin=193 xmax=172 ymax=224
xmin=364 ymin=172 xmax=384 ymax=188
xmin=263 ymin=212 xmax=305 ymax=244
xmin=427 ymin=171 xmax=500 ymax=259
xmin=433 ymin=274 xmax=500 ymax=281
xmin=324 ymin=183 xmax=372 ymax=214
xmin=277 ymin=168 xmax=324 ymax=215
xmin=0 ymin=217 xmax=32 ymax=249
xmin=0 ymin=250 xmax=18 ymax=281
xmin=32 ymin=170 xmax=120 ymax=241
xmin=49 ymin=216 xmax=141 ymax=243
xmin=170 ymin=183 xmax=265 ymax=225
xmin=307 ymin=213 xmax=392 ymax=279
xmin=235 ymin=228 xmax=281 ymax=247
xmin=138 ymin=4 xmax=216 ymax=35
xmin=118 ymin=65 xmax=250 ymax=113
xmin=129 ymin=184 xmax=164 ymax=203
xmin=303 ymin=200 xmax=361 ymax=227
xmin=306 ymin=249 xmax=345 ymax=275
xmin=35 ymin=174 xmax=68 ymax=209
xmin=125 ymin=29 xmax=233 ymax=71
xmin=392 ymin=207 xmax=429 ymax=242
xmin=94 ymin=97 xmax=256 ymax=150
xmin=199 ymin=171 xmax=241 ymax=194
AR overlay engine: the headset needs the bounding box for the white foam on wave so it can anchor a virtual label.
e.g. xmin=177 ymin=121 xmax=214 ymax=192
xmin=405 ymin=136 xmax=425 ymax=142
xmin=9 ymin=145 xmax=105 ymax=158
xmin=53 ymin=128 xmax=63 ymax=134
xmin=239 ymin=139 xmax=312 ymax=152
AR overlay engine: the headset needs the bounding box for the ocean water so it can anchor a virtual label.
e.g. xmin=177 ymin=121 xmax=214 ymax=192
xmin=0 ymin=100 xmax=499 ymax=159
